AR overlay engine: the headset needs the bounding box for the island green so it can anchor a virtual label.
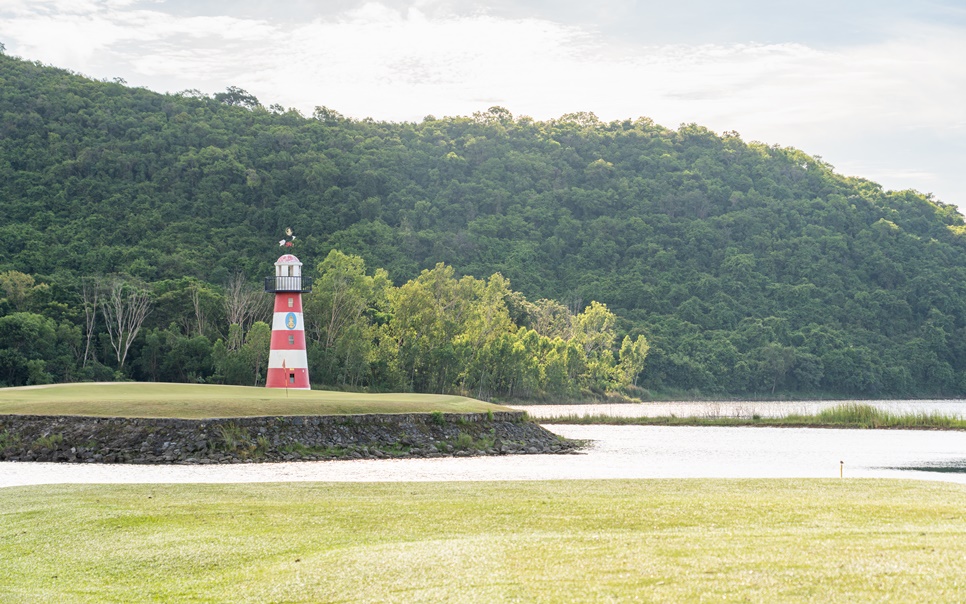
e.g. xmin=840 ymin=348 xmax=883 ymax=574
xmin=0 ymin=382 xmax=503 ymax=418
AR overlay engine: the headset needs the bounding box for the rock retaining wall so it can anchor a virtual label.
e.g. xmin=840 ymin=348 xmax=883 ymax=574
xmin=0 ymin=412 xmax=580 ymax=464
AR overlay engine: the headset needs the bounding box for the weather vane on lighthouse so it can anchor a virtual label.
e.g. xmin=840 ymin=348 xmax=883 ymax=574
xmin=264 ymin=228 xmax=312 ymax=390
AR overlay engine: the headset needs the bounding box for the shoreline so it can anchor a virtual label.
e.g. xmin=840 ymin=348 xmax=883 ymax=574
xmin=542 ymin=416 xmax=966 ymax=430
xmin=0 ymin=411 xmax=580 ymax=464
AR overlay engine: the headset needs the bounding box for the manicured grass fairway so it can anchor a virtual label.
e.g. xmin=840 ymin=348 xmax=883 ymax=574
xmin=2 ymin=479 xmax=966 ymax=602
xmin=0 ymin=382 xmax=503 ymax=418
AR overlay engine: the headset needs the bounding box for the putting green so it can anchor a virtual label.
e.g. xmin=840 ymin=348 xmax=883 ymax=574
xmin=0 ymin=382 xmax=505 ymax=418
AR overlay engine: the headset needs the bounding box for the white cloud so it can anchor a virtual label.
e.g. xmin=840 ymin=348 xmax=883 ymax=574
xmin=0 ymin=0 xmax=275 ymax=73
xmin=4 ymin=1 xmax=961 ymax=128
xmin=0 ymin=1 xmax=964 ymax=204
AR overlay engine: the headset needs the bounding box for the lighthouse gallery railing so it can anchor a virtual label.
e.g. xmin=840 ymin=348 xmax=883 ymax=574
xmin=264 ymin=276 xmax=314 ymax=293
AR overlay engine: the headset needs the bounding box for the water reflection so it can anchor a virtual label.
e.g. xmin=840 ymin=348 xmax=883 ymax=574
xmin=549 ymin=425 xmax=966 ymax=484
xmin=3 ymin=425 xmax=965 ymax=488
xmin=893 ymin=460 xmax=966 ymax=474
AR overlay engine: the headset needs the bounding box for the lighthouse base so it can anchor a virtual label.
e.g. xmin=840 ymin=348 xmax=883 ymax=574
xmin=266 ymin=367 xmax=311 ymax=390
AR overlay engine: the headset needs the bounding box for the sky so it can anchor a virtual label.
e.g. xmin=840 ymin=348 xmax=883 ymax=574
xmin=2 ymin=0 xmax=965 ymax=209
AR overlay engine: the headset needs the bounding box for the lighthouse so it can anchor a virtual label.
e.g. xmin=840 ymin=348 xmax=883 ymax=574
xmin=264 ymin=254 xmax=313 ymax=389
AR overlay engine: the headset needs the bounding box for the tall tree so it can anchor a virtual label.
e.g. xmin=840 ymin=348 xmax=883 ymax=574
xmin=243 ymin=321 xmax=271 ymax=386
xmin=101 ymin=277 xmax=153 ymax=369
xmin=573 ymin=301 xmax=618 ymax=389
xmin=304 ymin=250 xmax=389 ymax=386
xmin=617 ymin=334 xmax=650 ymax=388
xmin=0 ymin=270 xmax=48 ymax=312
xmin=389 ymin=263 xmax=479 ymax=393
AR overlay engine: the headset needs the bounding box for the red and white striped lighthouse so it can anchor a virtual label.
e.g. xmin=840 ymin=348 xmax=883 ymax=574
xmin=264 ymin=254 xmax=312 ymax=389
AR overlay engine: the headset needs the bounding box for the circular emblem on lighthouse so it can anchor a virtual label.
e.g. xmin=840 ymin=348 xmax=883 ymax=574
xmin=285 ymin=312 xmax=297 ymax=329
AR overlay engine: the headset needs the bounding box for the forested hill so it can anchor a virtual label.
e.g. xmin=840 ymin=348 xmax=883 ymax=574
xmin=3 ymin=51 xmax=966 ymax=397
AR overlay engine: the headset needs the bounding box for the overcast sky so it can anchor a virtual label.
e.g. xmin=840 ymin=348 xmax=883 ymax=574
xmin=2 ymin=0 xmax=965 ymax=209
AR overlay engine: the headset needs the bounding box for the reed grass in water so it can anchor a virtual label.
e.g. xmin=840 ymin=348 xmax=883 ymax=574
xmin=549 ymin=403 xmax=966 ymax=429
xmin=805 ymin=403 xmax=959 ymax=428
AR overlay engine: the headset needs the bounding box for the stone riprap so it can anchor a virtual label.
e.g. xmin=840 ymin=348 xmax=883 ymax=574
xmin=0 ymin=412 xmax=580 ymax=464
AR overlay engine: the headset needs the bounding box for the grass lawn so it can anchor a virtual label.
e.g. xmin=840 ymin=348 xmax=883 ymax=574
xmin=2 ymin=479 xmax=965 ymax=602
xmin=0 ymin=382 xmax=504 ymax=418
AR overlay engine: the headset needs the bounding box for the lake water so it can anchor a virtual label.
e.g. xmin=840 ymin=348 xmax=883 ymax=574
xmin=3 ymin=424 xmax=965 ymax=488
xmin=511 ymin=399 xmax=966 ymax=419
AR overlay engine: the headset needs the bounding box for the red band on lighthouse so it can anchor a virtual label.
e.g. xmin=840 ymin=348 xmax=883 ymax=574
xmin=272 ymin=294 xmax=302 ymax=313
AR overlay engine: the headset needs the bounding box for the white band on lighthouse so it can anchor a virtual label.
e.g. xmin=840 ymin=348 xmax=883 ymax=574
xmin=268 ymin=349 xmax=308 ymax=368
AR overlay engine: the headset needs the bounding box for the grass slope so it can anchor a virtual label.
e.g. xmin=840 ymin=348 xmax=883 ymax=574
xmin=0 ymin=383 xmax=503 ymax=418
xmin=2 ymin=479 xmax=965 ymax=602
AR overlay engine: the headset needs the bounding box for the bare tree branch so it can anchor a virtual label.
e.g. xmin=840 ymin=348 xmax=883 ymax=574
xmin=190 ymin=285 xmax=208 ymax=338
xmin=224 ymin=273 xmax=269 ymax=351
xmin=101 ymin=276 xmax=152 ymax=369
xmin=80 ymin=276 xmax=101 ymax=367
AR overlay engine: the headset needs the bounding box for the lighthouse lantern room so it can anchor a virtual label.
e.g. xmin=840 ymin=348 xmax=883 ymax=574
xmin=264 ymin=254 xmax=313 ymax=389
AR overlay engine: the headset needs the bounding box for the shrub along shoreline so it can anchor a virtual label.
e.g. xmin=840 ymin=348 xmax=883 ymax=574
xmin=544 ymin=403 xmax=966 ymax=430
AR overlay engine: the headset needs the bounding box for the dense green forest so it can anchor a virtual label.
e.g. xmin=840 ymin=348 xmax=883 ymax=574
xmin=2 ymin=50 xmax=966 ymax=398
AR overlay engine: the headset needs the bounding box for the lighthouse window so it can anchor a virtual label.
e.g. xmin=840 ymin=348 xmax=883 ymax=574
xmin=289 ymin=373 xmax=295 ymax=384
xmin=288 ymin=335 xmax=295 ymax=345
xmin=288 ymin=266 xmax=294 ymax=277
xmin=287 ymin=297 xmax=294 ymax=308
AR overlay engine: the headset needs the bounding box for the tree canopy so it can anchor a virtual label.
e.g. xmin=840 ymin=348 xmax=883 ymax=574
xmin=1 ymin=52 xmax=965 ymax=398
